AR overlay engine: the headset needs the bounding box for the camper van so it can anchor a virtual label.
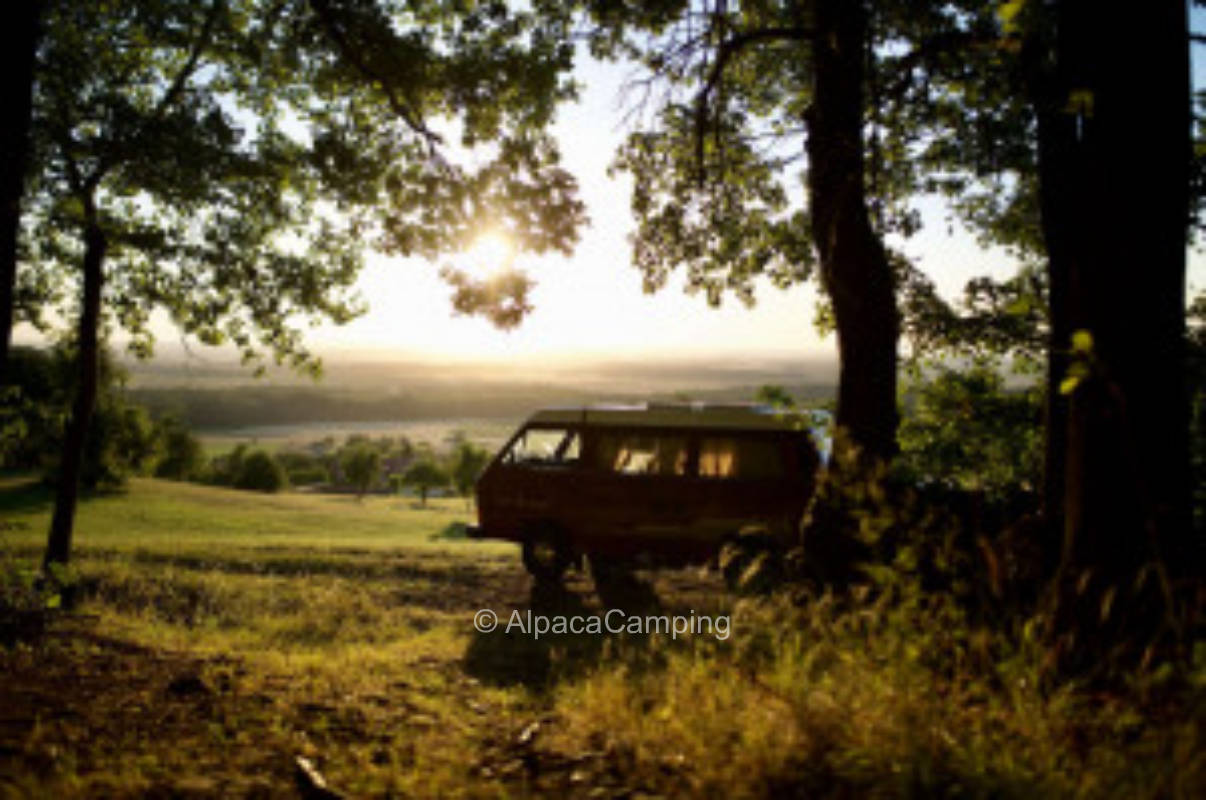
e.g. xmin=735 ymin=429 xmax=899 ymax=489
xmin=468 ymin=403 xmax=820 ymax=581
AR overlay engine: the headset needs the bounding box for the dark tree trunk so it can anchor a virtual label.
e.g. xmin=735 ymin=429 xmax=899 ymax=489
xmin=1025 ymin=30 xmax=1076 ymax=537
xmin=1036 ymin=0 xmax=1193 ymax=670
xmin=0 ymin=1 xmax=42 ymax=386
xmin=806 ymin=0 xmax=899 ymax=462
xmin=44 ymin=215 xmax=106 ymax=570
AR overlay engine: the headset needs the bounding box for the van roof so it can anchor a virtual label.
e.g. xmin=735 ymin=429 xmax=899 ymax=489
xmin=527 ymin=403 xmax=800 ymax=431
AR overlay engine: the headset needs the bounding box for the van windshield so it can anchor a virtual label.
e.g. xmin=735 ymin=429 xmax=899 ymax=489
xmin=502 ymin=427 xmax=580 ymax=466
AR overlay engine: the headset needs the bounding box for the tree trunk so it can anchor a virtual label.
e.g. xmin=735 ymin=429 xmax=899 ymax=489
xmin=1037 ymin=0 xmax=1193 ymax=670
xmin=1024 ymin=24 xmax=1076 ymax=544
xmin=0 ymin=1 xmax=42 ymax=386
xmin=793 ymin=0 xmax=899 ymax=590
xmin=806 ymin=0 xmax=899 ymax=462
xmin=44 ymin=216 xmax=106 ymax=570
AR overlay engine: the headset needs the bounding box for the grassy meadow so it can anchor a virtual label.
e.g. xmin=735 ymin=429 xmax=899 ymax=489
xmin=1 ymin=475 xmax=1202 ymax=798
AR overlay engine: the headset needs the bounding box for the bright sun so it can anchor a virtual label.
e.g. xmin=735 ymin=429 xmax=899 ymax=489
xmin=459 ymin=231 xmax=515 ymax=279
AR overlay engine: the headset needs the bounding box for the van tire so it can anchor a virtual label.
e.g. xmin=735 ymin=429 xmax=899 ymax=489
xmin=589 ymin=554 xmax=634 ymax=586
xmin=522 ymin=523 xmax=573 ymax=583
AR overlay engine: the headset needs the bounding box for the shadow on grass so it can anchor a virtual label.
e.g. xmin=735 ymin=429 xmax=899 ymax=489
xmin=462 ymin=572 xmax=668 ymax=691
xmin=430 ymin=522 xmax=468 ymax=540
xmin=0 ymin=476 xmax=54 ymax=518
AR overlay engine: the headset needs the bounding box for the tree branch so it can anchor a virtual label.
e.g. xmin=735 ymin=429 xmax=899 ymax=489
xmin=308 ymin=0 xmax=445 ymax=161
xmin=152 ymin=0 xmax=225 ymax=121
xmin=878 ymin=30 xmax=988 ymax=105
xmin=94 ymin=0 xmax=225 ymax=183
xmin=693 ymin=25 xmax=812 ymax=184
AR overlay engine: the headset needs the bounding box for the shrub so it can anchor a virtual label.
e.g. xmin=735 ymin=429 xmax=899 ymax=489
xmin=233 ymin=450 xmax=287 ymax=493
xmin=897 ymin=365 xmax=1041 ymax=498
xmin=0 ymin=554 xmax=72 ymax=645
xmin=286 ymin=465 xmax=330 ymax=486
xmin=153 ymin=416 xmax=206 ymax=481
xmin=3 ymin=345 xmax=165 ymax=490
xmin=205 ymin=443 xmax=247 ymax=486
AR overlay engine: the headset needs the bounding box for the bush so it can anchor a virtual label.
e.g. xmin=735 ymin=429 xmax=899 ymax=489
xmin=897 ymin=365 xmax=1041 ymax=498
xmin=153 ymin=416 xmax=206 ymax=481
xmin=0 ymin=554 xmax=71 ymax=645
xmin=5 ymin=344 xmax=161 ymax=490
xmin=232 ymin=450 xmax=288 ymax=493
xmin=67 ymin=400 xmax=160 ymax=490
xmin=286 ymin=465 xmax=329 ymax=486
xmin=205 ymin=444 xmax=246 ymax=486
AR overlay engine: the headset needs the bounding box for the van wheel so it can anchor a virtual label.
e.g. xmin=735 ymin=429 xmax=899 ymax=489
xmin=589 ymin=554 xmax=634 ymax=586
xmin=522 ymin=524 xmax=572 ymax=583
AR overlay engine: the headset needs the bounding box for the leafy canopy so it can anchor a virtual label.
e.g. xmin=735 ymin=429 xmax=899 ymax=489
xmin=25 ymin=0 xmax=588 ymax=370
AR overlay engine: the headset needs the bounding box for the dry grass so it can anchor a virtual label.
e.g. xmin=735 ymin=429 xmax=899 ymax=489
xmin=1 ymin=476 xmax=1202 ymax=798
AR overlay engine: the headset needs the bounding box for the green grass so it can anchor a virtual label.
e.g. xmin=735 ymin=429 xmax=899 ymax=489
xmin=1 ymin=476 xmax=1201 ymax=798
xmin=0 ymin=474 xmax=511 ymax=554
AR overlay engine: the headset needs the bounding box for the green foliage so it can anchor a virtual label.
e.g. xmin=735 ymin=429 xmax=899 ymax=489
xmin=402 ymin=459 xmax=447 ymax=507
xmin=285 ymin=465 xmax=330 ymax=486
xmin=341 ymin=446 xmax=382 ymax=498
xmin=206 ymin=443 xmax=247 ymax=488
xmin=232 ymin=450 xmax=287 ymax=494
xmin=0 ymin=552 xmax=73 ymax=645
xmin=24 ymin=0 xmax=588 ymax=368
xmin=611 ymin=105 xmax=814 ymax=307
xmin=275 ymin=451 xmax=330 ymax=487
xmin=80 ymin=401 xmax=161 ymax=490
xmin=897 ymin=365 xmax=1042 ymax=498
xmin=3 ymin=344 xmax=159 ymax=490
xmin=153 ymin=416 xmax=206 ymax=482
xmin=899 ymin=261 xmax=1048 ymax=371
xmin=450 ymin=441 xmax=490 ymax=501
xmin=588 ymin=2 xmax=817 ymax=309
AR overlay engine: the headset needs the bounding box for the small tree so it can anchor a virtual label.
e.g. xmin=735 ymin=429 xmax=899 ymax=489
xmin=450 ymin=442 xmax=490 ymax=509
xmin=342 ymin=446 xmax=381 ymax=500
xmin=233 ymin=450 xmax=287 ymax=494
xmin=402 ymin=460 xmax=447 ymax=508
xmin=153 ymin=416 xmax=205 ymax=482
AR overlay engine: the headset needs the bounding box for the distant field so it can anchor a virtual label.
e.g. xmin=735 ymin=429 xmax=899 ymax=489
xmin=197 ymin=416 xmax=519 ymax=455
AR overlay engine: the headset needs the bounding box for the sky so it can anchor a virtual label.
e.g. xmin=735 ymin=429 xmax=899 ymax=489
xmin=318 ymin=54 xmax=1032 ymax=365
xmin=15 ymin=13 xmax=1206 ymax=368
xmin=317 ymin=29 xmax=1206 ymax=366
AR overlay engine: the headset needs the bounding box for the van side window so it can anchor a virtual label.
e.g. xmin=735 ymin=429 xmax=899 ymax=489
xmin=699 ymin=437 xmax=784 ymax=479
xmin=503 ymin=428 xmax=580 ymax=465
xmin=595 ymin=433 xmax=688 ymax=476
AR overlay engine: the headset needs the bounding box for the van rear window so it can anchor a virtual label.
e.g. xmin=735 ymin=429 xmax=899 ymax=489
xmin=699 ymin=437 xmax=784 ymax=479
xmin=595 ymin=433 xmax=688 ymax=476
